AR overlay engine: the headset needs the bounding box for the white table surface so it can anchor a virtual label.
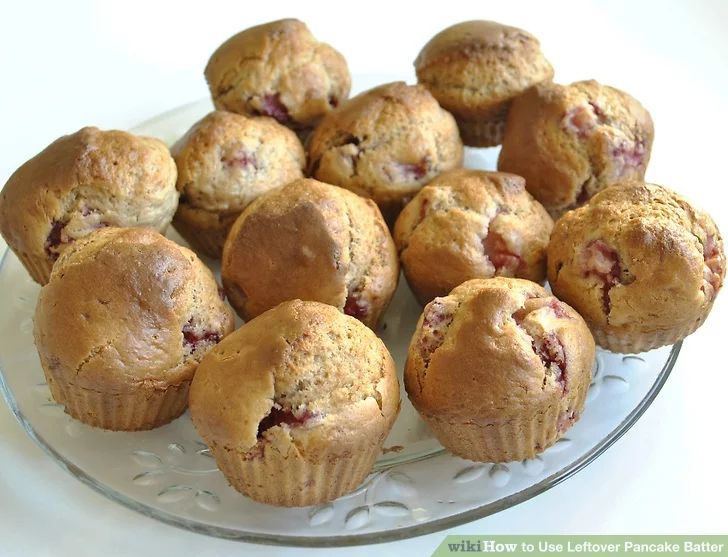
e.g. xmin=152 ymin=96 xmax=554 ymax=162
xmin=1 ymin=1 xmax=727 ymax=555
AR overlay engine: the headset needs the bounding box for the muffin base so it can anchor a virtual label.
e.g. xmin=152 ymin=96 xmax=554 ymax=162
xmin=15 ymin=249 xmax=54 ymax=285
xmin=172 ymin=208 xmax=240 ymax=259
xmin=456 ymin=103 xmax=509 ymax=147
xmin=211 ymin=441 xmax=382 ymax=507
xmin=421 ymin=401 xmax=584 ymax=463
xmin=45 ymin=374 xmax=190 ymax=431
xmin=590 ymin=312 xmax=711 ymax=354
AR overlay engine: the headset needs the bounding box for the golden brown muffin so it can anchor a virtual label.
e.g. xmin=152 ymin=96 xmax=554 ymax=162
xmin=307 ymin=81 xmax=464 ymax=224
xmin=205 ymin=19 xmax=351 ymax=135
xmin=0 ymin=127 xmax=178 ymax=285
xmin=548 ymin=182 xmax=725 ymax=353
xmin=33 ymin=227 xmax=235 ymax=431
xmin=171 ymin=111 xmax=305 ymax=257
xmin=405 ymin=278 xmax=595 ymax=462
xmin=394 ymin=169 xmax=553 ymax=304
xmin=415 ymin=20 xmax=554 ymax=147
xmin=221 ymin=178 xmax=398 ymax=329
xmin=189 ymin=299 xmax=400 ymax=507
xmin=498 ymin=80 xmax=654 ymax=217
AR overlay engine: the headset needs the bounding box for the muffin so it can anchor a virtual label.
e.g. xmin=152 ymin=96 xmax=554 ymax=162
xmin=547 ymin=181 xmax=725 ymax=353
xmin=171 ymin=111 xmax=305 ymax=257
xmin=405 ymin=278 xmax=595 ymax=462
xmin=415 ymin=20 xmax=554 ymax=147
xmin=307 ymin=81 xmax=464 ymax=224
xmin=33 ymin=227 xmax=235 ymax=431
xmin=0 ymin=127 xmax=178 ymax=285
xmin=394 ymin=169 xmax=553 ymax=305
xmin=498 ymin=80 xmax=654 ymax=217
xmin=205 ymin=19 xmax=351 ymax=135
xmin=189 ymin=299 xmax=400 ymax=507
xmin=221 ymin=178 xmax=398 ymax=329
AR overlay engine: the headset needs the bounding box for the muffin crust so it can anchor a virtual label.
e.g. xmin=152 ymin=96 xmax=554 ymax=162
xmin=33 ymin=227 xmax=235 ymax=430
xmin=205 ymin=19 xmax=351 ymax=133
xmin=221 ymin=178 xmax=399 ymax=328
xmin=415 ymin=20 xmax=554 ymax=146
xmin=0 ymin=127 xmax=178 ymax=284
xmin=190 ymin=299 xmax=399 ymax=506
xmin=307 ymin=81 xmax=464 ymax=223
xmin=394 ymin=169 xmax=553 ymax=304
xmin=498 ymin=80 xmax=654 ymax=216
xmin=172 ymin=110 xmax=305 ymax=257
xmin=548 ymin=182 xmax=725 ymax=352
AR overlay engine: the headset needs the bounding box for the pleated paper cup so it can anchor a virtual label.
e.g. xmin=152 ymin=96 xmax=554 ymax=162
xmin=15 ymin=250 xmax=54 ymax=285
xmin=45 ymin=374 xmax=190 ymax=431
xmin=211 ymin=441 xmax=382 ymax=507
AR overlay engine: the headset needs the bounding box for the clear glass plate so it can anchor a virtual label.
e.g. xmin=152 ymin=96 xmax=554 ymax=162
xmin=0 ymin=76 xmax=680 ymax=546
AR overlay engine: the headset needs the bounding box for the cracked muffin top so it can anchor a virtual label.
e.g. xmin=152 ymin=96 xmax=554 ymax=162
xmin=414 ymin=20 xmax=553 ymax=146
xmin=498 ymin=80 xmax=654 ymax=217
xmin=547 ymin=182 xmax=725 ymax=346
xmin=394 ymin=169 xmax=553 ymax=304
xmin=189 ymin=299 xmax=400 ymax=461
xmin=405 ymin=277 xmax=594 ymax=422
xmin=306 ymin=81 xmax=464 ymax=223
xmin=33 ymin=227 xmax=235 ymax=394
xmin=205 ymin=19 xmax=351 ymax=132
xmin=221 ymin=178 xmax=399 ymax=329
xmin=0 ymin=126 xmax=178 ymax=284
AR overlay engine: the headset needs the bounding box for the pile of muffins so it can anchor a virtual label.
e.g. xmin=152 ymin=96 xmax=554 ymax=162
xmin=0 ymin=18 xmax=724 ymax=508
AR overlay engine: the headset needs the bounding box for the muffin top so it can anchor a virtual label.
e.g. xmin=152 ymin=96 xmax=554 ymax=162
xmin=34 ymin=227 xmax=235 ymax=394
xmin=190 ymin=300 xmax=399 ymax=461
xmin=405 ymin=277 xmax=594 ymax=421
xmin=222 ymin=178 xmax=399 ymax=328
xmin=498 ymin=80 xmax=654 ymax=215
xmin=307 ymin=81 xmax=463 ymax=215
xmin=172 ymin=110 xmax=305 ymax=214
xmin=548 ymin=182 xmax=725 ymax=334
xmin=394 ymin=169 xmax=553 ymax=303
xmin=0 ymin=126 xmax=178 ymax=267
xmin=204 ymin=19 xmax=351 ymax=130
xmin=414 ymin=20 xmax=554 ymax=118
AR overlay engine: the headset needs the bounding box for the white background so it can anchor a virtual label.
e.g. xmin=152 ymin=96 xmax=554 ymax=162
xmin=1 ymin=1 xmax=727 ymax=555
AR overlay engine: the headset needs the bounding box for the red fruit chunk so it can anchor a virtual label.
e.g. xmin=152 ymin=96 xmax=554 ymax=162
xmin=257 ymin=407 xmax=315 ymax=438
xmin=259 ymin=93 xmax=290 ymax=123
xmin=222 ymin=149 xmax=257 ymax=169
xmin=582 ymin=240 xmax=622 ymax=314
xmin=548 ymin=299 xmax=571 ymax=319
xmin=44 ymin=220 xmax=67 ymax=259
xmin=611 ymin=140 xmax=646 ymax=177
xmin=343 ymin=290 xmax=369 ymax=320
xmin=533 ymin=332 xmax=567 ymax=388
xmin=182 ymin=319 xmax=221 ymax=353
xmin=484 ymin=231 xmax=522 ymax=275
xmin=399 ymin=159 xmax=428 ymax=181
xmin=418 ymin=299 xmax=455 ymax=363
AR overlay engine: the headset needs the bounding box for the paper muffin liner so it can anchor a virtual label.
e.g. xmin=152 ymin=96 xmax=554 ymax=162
xmin=456 ymin=101 xmax=511 ymax=148
xmin=172 ymin=213 xmax=233 ymax=259
xmin=16 ymin=250 xmax=54 ymax=285
xmin=457 ymin=117 xmax=507 ymax=148
xmin=211 ymin=440 xmax=382 ymax=507
xmin=590 ymin=312 xmax=710 ymax=354
xmin=422 ymin=402 xmax=578 ymax=463
xmin=45 ymin=374 xmax=190 ymax=431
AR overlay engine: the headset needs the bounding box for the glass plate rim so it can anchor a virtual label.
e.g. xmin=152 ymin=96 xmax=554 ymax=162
xmin=0 ymin=241 xmax=681 ymax=546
